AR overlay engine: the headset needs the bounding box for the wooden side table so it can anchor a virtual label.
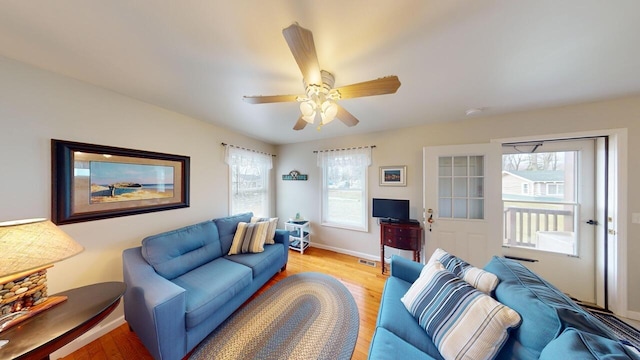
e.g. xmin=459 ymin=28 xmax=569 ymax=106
xmin=380 ymin=221 xmax=422 ymax=274
xmin=0 ymin=281 xmax=126 ymax=360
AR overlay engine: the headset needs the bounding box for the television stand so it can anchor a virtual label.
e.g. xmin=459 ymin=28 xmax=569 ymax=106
xmin=380 ymin=221 xmax=422 ymax=274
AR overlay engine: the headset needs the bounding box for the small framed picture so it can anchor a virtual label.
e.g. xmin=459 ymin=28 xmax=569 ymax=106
xmin=379 ymin=166 xmax=407 ymax=186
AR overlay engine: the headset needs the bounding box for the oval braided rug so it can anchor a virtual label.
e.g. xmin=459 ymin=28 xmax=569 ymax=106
xmin=189 ymin=272 xmax=359 ymax=360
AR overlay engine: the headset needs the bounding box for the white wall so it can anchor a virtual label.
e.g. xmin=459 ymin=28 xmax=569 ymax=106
xmin=276 ymin=95 xmax=640 ymax=315
xmin=0 ymin=56 xmax=276 ymax=355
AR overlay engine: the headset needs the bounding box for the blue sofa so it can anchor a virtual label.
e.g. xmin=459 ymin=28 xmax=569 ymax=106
xmin=122 ymin=212 xmax=289 ymax=360
xmin=369 ymin=255 xmax=639 ymax=360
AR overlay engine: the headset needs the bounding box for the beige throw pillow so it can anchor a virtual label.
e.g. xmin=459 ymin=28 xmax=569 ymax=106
xmin=250 ymin=216 xmax=278 ymax=244
xmin=228 ymin=221 xmax=269 ymax=254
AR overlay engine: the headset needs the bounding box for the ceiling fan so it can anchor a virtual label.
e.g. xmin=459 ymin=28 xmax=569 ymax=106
xmin=243 ymin=23 xmax=401 ymax=130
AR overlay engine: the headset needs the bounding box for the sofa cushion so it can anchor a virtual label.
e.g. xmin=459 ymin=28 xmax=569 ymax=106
xmin=402 ymin=261 xmax=522 ymax=360
xmin=428 ymin=248 xmax=499 ymax=294
xmin=369 ymin=327 xmax=438 ymax=360
xmin=539 ymin=328 xmax=640 ymax=360
xmin=484 ymin=256 xmax=617 ymax=360
xmin=213 ymin=212 xmax=253 ymax=254
xmin=171 ymin=257 xmax=252 ymax=329
xmin=251 ymin=216 xmax=278 ymax=244
xmin=378 ymin=276 xmax=444 ymax=359
xmin=226 ymin=243 xmax=285 ymax=277
xmin=141 ymin=220 xmax=221 ymax=280
xmin=228 ymin=221 xmax=269 ymax=254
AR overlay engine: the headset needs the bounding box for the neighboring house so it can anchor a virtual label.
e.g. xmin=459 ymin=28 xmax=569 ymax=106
xmin=502 ymin=170 xmax=565 ymax=201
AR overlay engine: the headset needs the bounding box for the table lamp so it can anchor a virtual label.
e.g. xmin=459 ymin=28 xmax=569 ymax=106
xmin=0 ymin=218 xmax=84 ymax=332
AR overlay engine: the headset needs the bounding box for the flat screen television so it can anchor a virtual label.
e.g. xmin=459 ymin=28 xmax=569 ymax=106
xmin=372 ymin=198 xmax=410 ymax=222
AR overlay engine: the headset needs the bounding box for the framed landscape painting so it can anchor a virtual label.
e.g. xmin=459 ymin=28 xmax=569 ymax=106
xmin=52 ymin=139 xmax=190 ymax=224
xmin=379 ymin=165 xmax=407 ymax=186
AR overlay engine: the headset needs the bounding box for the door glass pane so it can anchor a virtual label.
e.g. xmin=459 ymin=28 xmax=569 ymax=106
xmin=453 ymin=178 xmax=467 ymax=197
xmin=439 ymin=157 xmax=452 ymax=176
xmin=453 ymin=156 xmax=467 ymax=176
xmin=469 ymin=177 xmax=484 ymax=197
xmin=469 ymin=156 xmax=484 ymax=176
xmin=439 ymin=198 xmax=452 ymax=217
xmin=453 ymin=199 xmax=467 ymax=218
xmin=439 ymin=178 xmax=452 ymax=197
xmin=502 ymin=151 xmax=578 ymax=255
xmin=469 ymin=199 xmax=484 ymax=219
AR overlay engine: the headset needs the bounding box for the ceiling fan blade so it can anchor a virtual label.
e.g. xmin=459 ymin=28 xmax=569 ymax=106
xmin=336 ymin=104 xmax=359 ymax=127
xmin=334 ymin=76 xmax=401 ymax=99
xmin=243 ymin=94 xmax=299 ymax=104
xmin=282 ymin=23 xmax=322 ymax=85
xmin=293 ymin=116 xmax=308 ymax=130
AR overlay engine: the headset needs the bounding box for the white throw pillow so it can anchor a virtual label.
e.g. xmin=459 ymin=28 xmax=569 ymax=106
xmin=428 ymin=248 xmax=499 ymax=294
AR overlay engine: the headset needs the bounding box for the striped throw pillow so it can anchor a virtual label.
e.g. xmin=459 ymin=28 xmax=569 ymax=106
xmin=428 ymin=248 xmax=499 ymax=294
xmin=402 ymin=262 xmax=521 ymax=360
xmin=228 ymin=221 xmax=269 ymax=255
xmin=250 ymin=216 xmax=278 ymax=244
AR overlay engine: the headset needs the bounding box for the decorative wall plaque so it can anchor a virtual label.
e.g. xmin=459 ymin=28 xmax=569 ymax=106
xmin=282 ymin=170 xmax=307 ymax=181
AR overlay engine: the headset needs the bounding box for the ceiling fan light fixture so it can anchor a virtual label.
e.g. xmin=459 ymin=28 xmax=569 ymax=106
xmin=300 ymin=100 xmax=315 ymax=115
xmin=245 ymin=23 xmax=400 ymax=131
xmin=302 ymin=113 xmax=316 ymax=123
xmin=320 ymin=100 xmax=338 ymax=125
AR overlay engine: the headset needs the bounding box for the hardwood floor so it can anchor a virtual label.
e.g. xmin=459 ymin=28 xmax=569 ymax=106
xmin=60 ymin=247 xmax=387 ymax=360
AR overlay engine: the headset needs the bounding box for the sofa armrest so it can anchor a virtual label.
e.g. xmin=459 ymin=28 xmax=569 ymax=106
xmin=274 ymin=229 xmax=290 ymax=266
xmin=390 ymin=255 xmax=424 ymax=283
xmin=123 ymin=247 xmax=187 ymax=360
xmin=274 ymin=229 xmax=290 ymax=247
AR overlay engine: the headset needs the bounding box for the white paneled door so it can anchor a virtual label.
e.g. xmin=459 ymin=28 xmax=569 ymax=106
xmin=423 ymin=143 xmax=502 ymax=268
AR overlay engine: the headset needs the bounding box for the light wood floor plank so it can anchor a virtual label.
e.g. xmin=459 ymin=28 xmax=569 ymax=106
xmin=60 ymin=247 xmax=386 ymax=360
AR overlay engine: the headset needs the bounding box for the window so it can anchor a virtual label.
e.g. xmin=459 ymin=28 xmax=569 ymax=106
xmin=317 ymin=147 xmax=371 ymax=231
xmin=437 ymin=155 xmax=485 ymax=219
xmin=502 ymin=150 xmax=578 ymax=255
xmin=225 ymin=146 xmax=272 ymax=216
xmin=547 ymin=182 xmax=564 ymax=196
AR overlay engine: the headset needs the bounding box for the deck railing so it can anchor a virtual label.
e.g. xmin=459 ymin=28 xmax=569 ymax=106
xmin=503 ymin=206 xmax=574 ymax=247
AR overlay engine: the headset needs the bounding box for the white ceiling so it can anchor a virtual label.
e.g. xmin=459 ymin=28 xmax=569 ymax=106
xmin=1 ymin=1 xmax=639 ymax=145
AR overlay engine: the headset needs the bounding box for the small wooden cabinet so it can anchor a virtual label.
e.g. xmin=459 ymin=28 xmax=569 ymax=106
xmin=380 ymin=221 xmax=422 ymax=274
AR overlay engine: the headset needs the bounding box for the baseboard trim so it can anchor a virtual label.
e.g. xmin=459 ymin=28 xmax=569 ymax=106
xmin=626 ymin=310 xmax=640 ymax=322
xmin=309 ymin=243 xmax=379 ymax=262
xmin=49 ymin=315 xmax=126 ymax=359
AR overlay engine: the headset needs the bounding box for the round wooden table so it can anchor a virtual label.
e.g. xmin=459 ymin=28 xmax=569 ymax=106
xmin=0 ymin=281 xmax=125 ymax=360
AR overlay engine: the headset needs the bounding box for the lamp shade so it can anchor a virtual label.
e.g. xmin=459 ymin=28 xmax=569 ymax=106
xmin=0 ymin=218 xmax=84 ymax=278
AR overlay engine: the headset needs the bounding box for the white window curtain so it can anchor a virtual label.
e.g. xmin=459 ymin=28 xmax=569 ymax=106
xmin=316 ymin=147 xmax=372 ymax=168
xmin=225 ymin=146 xmax=272 ymax=216
xmin=317 ymin=147 xmax=372 ymax=231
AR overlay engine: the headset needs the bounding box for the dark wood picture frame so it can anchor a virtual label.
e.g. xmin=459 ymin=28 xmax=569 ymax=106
xmin=52 ymin=139 xmax=190 ymax=225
